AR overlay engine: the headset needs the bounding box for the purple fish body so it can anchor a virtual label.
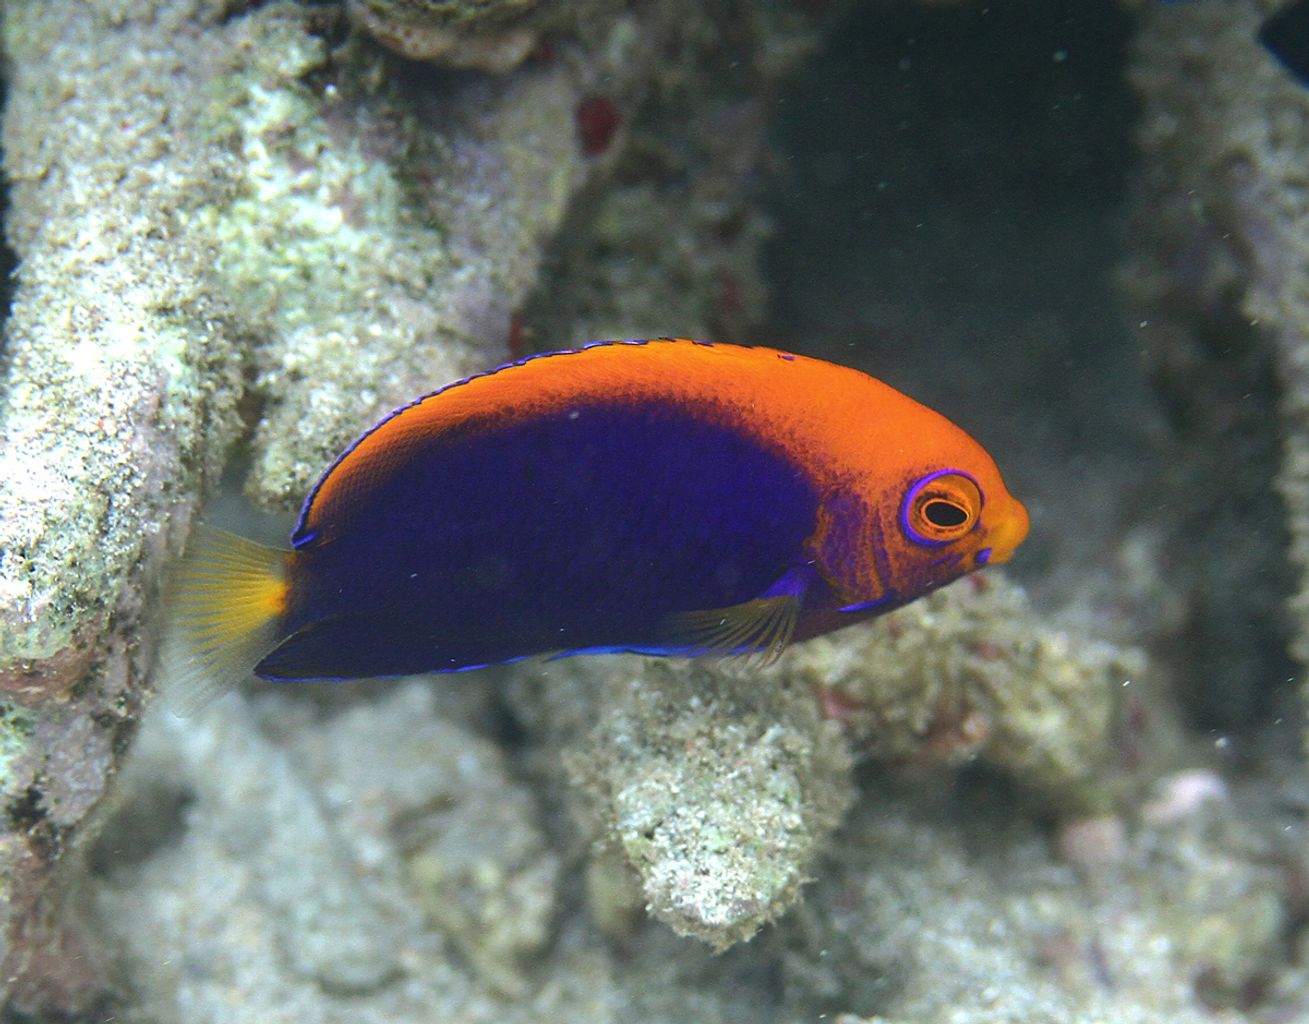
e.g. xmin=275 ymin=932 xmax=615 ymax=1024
xmin=266 ymin=404 xmax=820 ymax=678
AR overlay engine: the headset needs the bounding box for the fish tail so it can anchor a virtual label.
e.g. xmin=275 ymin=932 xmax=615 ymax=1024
xmin=161 ymin=525 xmax=290 ymax=715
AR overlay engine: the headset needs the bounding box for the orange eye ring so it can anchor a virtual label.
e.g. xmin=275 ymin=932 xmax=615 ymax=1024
xmin=900 ymin=470 xmax=982 ymax=546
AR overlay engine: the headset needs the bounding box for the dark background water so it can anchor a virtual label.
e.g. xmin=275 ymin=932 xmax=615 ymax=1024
xmin=765 ymin=0 xmax=1140 ymax=600
xmin=762 ymin=0 xmax=1296 ymax=729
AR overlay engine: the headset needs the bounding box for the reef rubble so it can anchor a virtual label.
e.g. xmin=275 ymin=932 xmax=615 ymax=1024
xmin=507 ymin=575 xmax=1142 ymax=950
xmin=86 ymin=664 xmax=1301 ymax=1024
xmin=0 ymin=0 xmax=813 ymax=1011
xmin=1120 ymin=0 xmax=1307 ymax=731
xmin=3 ymin=0 xmax=1309 ymax=1020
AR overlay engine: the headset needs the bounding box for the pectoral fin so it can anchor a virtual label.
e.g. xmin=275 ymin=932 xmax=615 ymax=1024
xmin=662 ymin=566 xmax=812 ymax=664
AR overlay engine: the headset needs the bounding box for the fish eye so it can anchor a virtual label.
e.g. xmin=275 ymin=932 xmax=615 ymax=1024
xmin=900 ymin=470 xmax=982 ymax=546
xmin=923 ymin=499 xmax=968 ymax=528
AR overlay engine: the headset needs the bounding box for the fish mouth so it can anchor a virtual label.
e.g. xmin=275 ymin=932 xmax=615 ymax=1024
xmin=985 ymin=498 xmax=1031 ymax=565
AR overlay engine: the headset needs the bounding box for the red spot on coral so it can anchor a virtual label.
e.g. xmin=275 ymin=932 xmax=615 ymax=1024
xmin=1126 ymin=694 xmax=1149 ymax=735
xmin=576 ymin=96 xmax=620 ymax=157
xmin=507 ymin=313 xmax=526 ymax=359
xmin=0 ymin=623 xmax=99 ymax=708
xmin=815 ymin=684 xmax=865 ymax=725
xmin=528 ymin=38 xmax=557 ymax=64
xmin=1116 ymin=693 xmax=1150 ymax=770
xmin=968 ymin=640 xmax=1005 ymax=662
xmin=907 ymin=706 xmax=990 ymax=767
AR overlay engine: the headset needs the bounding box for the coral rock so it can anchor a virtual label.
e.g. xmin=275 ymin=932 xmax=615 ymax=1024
xmin=348 ymin=0 xmax=547 ymax=71
xmin=559 ymin=658 xmax=854 ymax=950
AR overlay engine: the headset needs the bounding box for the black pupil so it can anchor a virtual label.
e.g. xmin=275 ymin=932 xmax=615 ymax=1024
xmin=923 ymin=499 xmax=968 ymax=529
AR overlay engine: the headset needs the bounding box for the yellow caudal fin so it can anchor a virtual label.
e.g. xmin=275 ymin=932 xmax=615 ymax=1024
xmin=160 ymin=525 xmax=290 ymax=716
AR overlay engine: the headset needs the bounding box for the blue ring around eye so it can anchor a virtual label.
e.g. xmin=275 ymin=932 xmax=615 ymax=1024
xmin=899 ymin=468 xmax=983 ymax=547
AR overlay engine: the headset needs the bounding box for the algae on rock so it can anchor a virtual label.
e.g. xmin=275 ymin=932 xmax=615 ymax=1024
xmin=0 ymin=1 xmax=247 ymax=670
xmin=0 ymin=0 xmax=645 ymax=1010
xmin=560 ymin=658 xmax=854 ymax=949
xmin=348 ymin=0 xmax=552 ymax=71
xmin=87 ymin=674 xmax=1307 ymax=1024
xmin=0 ymin=0 xmax=250 ymax=1008
xmin=501 ymin=577 xmax=1141 ymax=952
xmin=92 ymin=683 xmax=558 ymax=1019
xmin=90 ymin=681 xmax=788 ymax=1024
xmin=0 ymin=0 xmax=842 ymax=1012
xmin=773 ymin=781 xmax=1296 ymax=1024
xmin=784 ymin=576 xmax=1138 ymax=814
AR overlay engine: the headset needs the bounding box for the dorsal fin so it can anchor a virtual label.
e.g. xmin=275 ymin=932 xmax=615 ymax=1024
xmin=292 ymin=338 xmax=698 ymax=548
